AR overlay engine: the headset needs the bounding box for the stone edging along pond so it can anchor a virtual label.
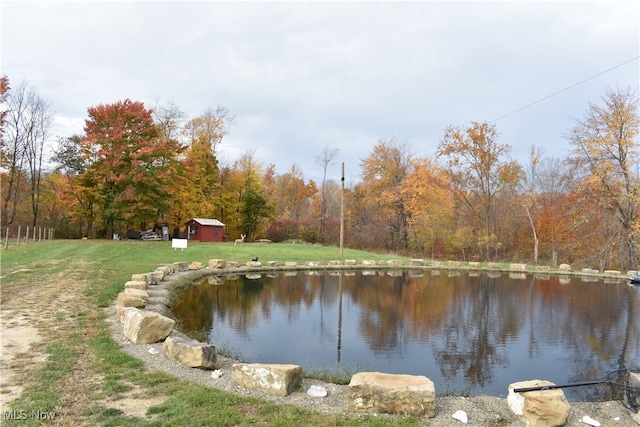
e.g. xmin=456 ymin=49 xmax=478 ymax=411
xmin=112 ymin=258 xmax=638 ymax=420
xmin=131 ymin=258 xmax=636 ymax=319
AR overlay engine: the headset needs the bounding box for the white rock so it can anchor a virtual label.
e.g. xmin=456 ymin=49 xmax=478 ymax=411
xmin=147 ymin=346 xmax=159 ymax=355
xmin=307 ymin=385 xmax=328 ymax=397
xmin=580 ymin=415 xmax=601 ymax=426
xmin=211 ymin=369 xmax=223 ymax=379
xmin=452 ymin=410 xmax=468 ymax=424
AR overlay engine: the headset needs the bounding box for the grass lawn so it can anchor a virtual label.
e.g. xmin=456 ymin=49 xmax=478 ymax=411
xmin=1 ymin=240 xmax=422 ymax=426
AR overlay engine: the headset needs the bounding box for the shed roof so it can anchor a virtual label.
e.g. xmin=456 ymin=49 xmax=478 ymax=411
xmin=188 ymin=218 xmax=225 ymax=227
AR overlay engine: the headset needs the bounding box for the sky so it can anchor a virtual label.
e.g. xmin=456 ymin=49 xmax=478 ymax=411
xmin=1 ymin=1 xmax=638 ymax=184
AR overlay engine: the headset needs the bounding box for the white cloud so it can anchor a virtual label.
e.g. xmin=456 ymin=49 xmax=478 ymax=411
xmin=1 ymin=1 xmax=638 ymax=183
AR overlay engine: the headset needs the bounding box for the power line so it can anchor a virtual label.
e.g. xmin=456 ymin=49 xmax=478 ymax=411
xmin=490 ymin=56 xmax=640 ymax=123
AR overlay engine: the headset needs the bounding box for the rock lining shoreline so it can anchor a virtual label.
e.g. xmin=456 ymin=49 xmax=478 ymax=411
xmin=110 ymin=262 xmax=638 ymax=426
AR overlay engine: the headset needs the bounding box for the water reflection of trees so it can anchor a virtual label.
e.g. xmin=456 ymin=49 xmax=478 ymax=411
xmin=171 ymin=271 xmax=638 ymax=397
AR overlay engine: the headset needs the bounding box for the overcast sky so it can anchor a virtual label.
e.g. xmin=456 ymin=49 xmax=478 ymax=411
xmin=2 ymin=1 xmax=638 ymax=184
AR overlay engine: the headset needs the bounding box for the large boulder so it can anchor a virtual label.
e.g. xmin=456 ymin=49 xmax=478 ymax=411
xmin=508 ymin=380 xmax=570 ymax=427
xmin=348 ymin=372 xmax=435 ymax=417
xmin=231 ymin=363 xmax=302 ymax=396
xmin=122 ymin=309 xmax=175 ymax=344
xmin=163 ymin=335 xmax=217 ymax=369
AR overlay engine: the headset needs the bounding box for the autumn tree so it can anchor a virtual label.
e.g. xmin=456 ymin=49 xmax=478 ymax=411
xmin=567 ymin=86 xmax=639 ymax=270
xmin=177 ymin=107 xmax=233 ymax=230
xmin=273 ymin=165 xmax=315 ymax=221
xmin=1 ymin=79 xmax=54 ymax=227
xmin=82 ymin=99 xmax=184 ymax=237
xmin=438 ymin=121 xmax=523 ymax=260
xmin=400 ymin=157 xmax=455 ymax=257
xmin=534 ymin=156 xmax=575 ymax=265
xmin=0 ymin=76 xmax=9 ymax=139
xmin=52 ymin=134 xmax=97 ymax=237
xmin=359 ymin=137 xmax=413 ymax=251
xmin=221 ymin=149 xmax=272 ymax=241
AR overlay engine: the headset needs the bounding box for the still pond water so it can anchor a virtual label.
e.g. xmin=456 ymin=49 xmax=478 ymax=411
xmin=172 ymin=270 xmax=639 ymax=400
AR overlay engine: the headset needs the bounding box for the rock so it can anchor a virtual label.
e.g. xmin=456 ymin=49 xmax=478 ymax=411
xmin=348 ymin=372 xmax=435 ymax=417
xmin=580 ymin=415 xmax=601 ymax=426
xmin=150 ymin=271 xmax=165 ymax=282
xmin=362 ymin=260 xmax=376 ymax=266
xmin=267 ymin=261 xmax=279 ymax=267
xmin=284 ymin=262 xmax=297 ymax=267
xmin=116 ymin=292 xmax=147 ymax=312
xmin=189 ymin=261 xmax=204 ymax=270
xmin=387 ymin=259 xmax=403 ymax=266
xmin=172 ymin=261 xmax=189 ymax=272
xmin=231 ymin=363 xmax=302 ymax=397
xmin=448 ymin=261 xmax=461 ymax=268
xmin=558 ymin=263 xmax=571 ymax=271
xmin=211 ymin=369 xmax=222 ymax=379
xmin=410 ymin=259 xmax=424 ymax=266
xmin=508 ymin=380 xmax=570 ymax=427
xmin=328 ymin=260 xmax=342 ymax=266
xmin=124 ymin=288 xmax=149 ymax=299
xmin=122 ymin=309 xmax=175 ymax=344
xmin=452 ymin=409 xmax=468 ymax=423
xmin=124 ymin=280 xmax=148 ymax=290
xmin=131 ymin=273 xmax=151 ymax=284
xmin=344 ymin=259 xmax=356 ymax=265
xmin=246 ymin=261 xmax=262 ymax=267
xmin=163 ymin=335 xmax=217 ymax=369
xmin=510 ymin=263 xmax=527 ymax=271
xmin=307 ymin=385 xmax=328 ymax=397
xmin=208 ymin=259 xmax=226 ymax=268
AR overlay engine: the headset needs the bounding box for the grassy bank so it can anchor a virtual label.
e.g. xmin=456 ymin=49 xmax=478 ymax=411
xmin=1 ymin=240 xmax=419 ymax=426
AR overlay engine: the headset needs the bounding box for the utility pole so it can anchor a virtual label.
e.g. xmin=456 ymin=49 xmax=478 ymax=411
xmin=340 ymin=162 xmax=344 ymax=258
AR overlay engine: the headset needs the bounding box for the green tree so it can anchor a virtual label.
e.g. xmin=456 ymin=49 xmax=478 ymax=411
xmin=240 ymin=188 xmax=273 ymax=241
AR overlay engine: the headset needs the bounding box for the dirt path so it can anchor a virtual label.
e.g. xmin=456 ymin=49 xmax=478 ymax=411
xmin=0 ymin=262 xmax=162 ymax=425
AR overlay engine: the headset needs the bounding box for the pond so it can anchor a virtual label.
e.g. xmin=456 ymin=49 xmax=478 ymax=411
xmin=171 ymin=270 xmax=640 ymax=400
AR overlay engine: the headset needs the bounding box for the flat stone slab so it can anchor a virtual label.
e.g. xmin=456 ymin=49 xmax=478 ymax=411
xmin=231 ymin=363 xmax=302 ymax=396
xmin=163 ymin=335 xmax=217 ymax=369
xmin=348 ymin=372 xmax=435 ymax=417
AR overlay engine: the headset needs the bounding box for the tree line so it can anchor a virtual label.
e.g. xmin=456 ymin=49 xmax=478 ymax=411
xmin=1 ymin=76 xmax=638 ymax=270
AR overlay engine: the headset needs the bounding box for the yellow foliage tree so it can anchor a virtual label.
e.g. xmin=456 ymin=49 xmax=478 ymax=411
xmin=568 ymin=86 xmax=639 ymax=269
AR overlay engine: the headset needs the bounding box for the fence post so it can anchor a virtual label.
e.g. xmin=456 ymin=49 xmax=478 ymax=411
xmin=33 ymin=227 xmax=36 ymax=243
xmin=17 ymin=226 xmax=21 ymax=245
xmin=4 ymin=227 xmax=8 ymax=249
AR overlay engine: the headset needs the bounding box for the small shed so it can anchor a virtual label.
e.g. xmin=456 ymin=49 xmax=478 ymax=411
xmin=185 ymin=218 xmax=225 ymax=242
